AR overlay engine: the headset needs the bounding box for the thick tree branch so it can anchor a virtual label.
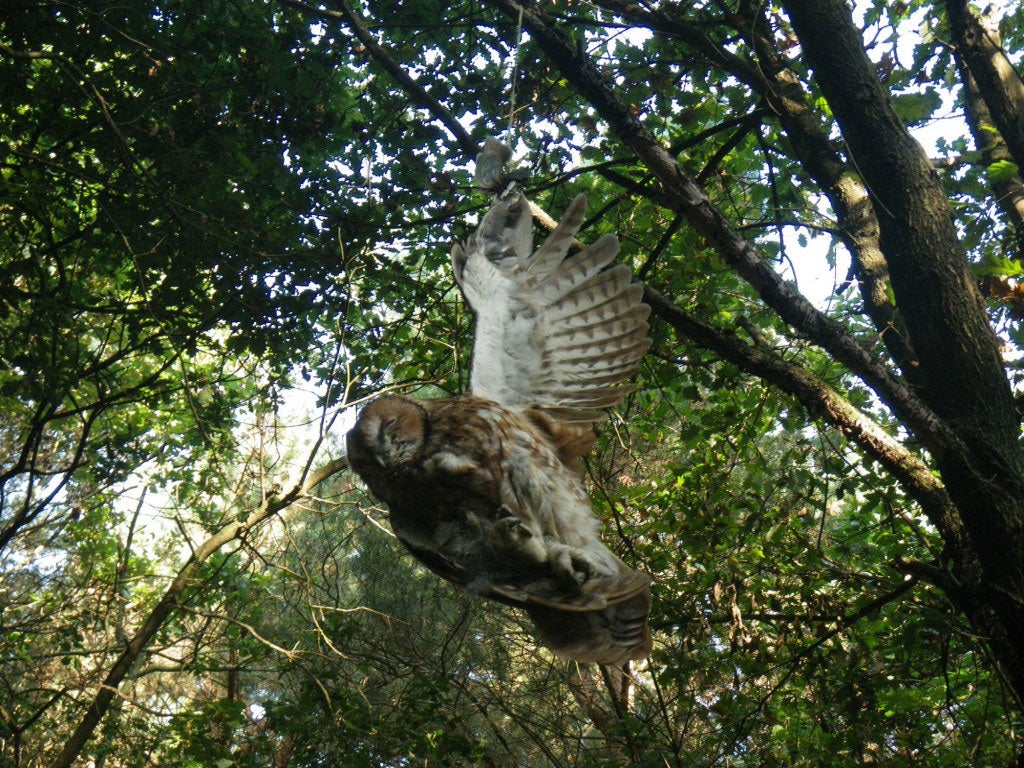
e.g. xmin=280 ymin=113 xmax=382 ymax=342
xmin=948 ymin=1 xmax=1024 ymax=173
xmin=642 ymin=286 xmax=958 ymax=541
xmin=784 ymin=0 xmax=1024 ymax=706
xmin=593 ymin=0 xmax=918 ymax=377
xmin=646 ymin=285 xmax=1024 ymax=705
xmin=567 ymin=666 xmax=642 ymax=764
xmin=782 ymin=0 xmax=1017 ymax=448
xmin=731 ymin=0 xmax=918 ymax=375
xmin=485 ymin=0 xmax=956 ymax=467
xmin=952 ymin=18 xmax=1024 ymax=250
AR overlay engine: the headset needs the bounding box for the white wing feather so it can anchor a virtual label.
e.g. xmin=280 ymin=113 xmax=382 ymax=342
xmin=452 ymin=189 xmax=651 ymax=421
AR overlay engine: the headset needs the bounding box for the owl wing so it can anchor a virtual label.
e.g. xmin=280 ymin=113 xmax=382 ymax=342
xmin=396 ymin=532 xmax=623 ymax=611
xmin=399 ymin=528 xmax=652 ymax=665
xmin=451 ymin=186 xmax=651 ymax=424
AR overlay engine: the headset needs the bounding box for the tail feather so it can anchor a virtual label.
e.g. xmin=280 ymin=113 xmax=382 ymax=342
xmin=526 ymin=574 xmax=652 ymax=666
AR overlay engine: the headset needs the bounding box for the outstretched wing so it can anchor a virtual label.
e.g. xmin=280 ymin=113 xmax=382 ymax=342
xmin=451 ymin=188 xmax=651 ymax=423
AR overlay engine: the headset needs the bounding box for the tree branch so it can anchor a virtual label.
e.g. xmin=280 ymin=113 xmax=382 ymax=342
xmin=952 ymin=17 xmax=1024 ymax=252
xmin=784 ymin=0 xmax=1024 ymax=706
xmin=51 ymin=455 xmax=347 ymax=768
xmin=485 ymin=0 xmax=956 ymax=466
xmin=276 ymin=0 xmax=477 ymax=157
xmin=732 ymin=0 xmax=919 ymax=375
xmin=947 ymin=1 xmax=1024 ymax=173
xmin=592 ymin=0 xmax=919 ymax=378
xmin=641 ymin=286 xmax=961 ymax=546
xmin=782 ymin=0 xmax=1018 ymax=452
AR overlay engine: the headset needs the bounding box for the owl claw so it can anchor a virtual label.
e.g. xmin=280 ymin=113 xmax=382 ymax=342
xmin=497 ymin=508 xmax=533 ymax=539
xmin=499 ymin=515 xmax=527 ymax=535
xmin=550 ymin=545 xmax=598 ymax=588
xmin=491 ymin=507 xmax=547 ymax=565
xmin=571 ymin=554 xmax=596 ymax=581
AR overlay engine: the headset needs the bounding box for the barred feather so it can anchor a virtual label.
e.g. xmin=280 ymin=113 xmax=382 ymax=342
xmin=456 ymin=189 xmax=650 ymax=422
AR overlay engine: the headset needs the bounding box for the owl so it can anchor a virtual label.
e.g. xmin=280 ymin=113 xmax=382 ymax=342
xmin=347 ymin=141 xmax=653 ymax=665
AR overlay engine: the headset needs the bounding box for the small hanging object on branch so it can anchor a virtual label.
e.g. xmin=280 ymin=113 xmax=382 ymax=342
xmin=475 ymin=136 xmax=514 ymax=193
xmin=474 ymin=136 xmax=530 ymax=194
xmin=348 ymin=138 xmax=653 ymax=666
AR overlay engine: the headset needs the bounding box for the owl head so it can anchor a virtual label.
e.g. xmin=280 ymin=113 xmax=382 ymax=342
xmin=347 ymin=396 xmax=428 ymax=471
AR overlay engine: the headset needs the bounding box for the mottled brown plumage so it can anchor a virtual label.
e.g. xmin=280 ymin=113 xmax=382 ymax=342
xmin=347 ymin=141 xmax=652 ymax=665
xmin=347 ymin=395 xmax=651 ymax=664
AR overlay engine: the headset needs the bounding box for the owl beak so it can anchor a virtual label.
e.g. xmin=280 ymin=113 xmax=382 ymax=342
xmin=374 ymin=446 xmax=397 ymax=469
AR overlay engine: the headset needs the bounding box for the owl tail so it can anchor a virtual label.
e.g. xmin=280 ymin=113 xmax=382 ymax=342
xmin=525 ymin=577 xmax=652 ymax=666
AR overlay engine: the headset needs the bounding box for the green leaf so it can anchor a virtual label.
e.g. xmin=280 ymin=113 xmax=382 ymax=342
xmin=986 ymin=159 xmax=1020 ymax=184
xmin=973 ymin=255 xmax=1024 ymax=278
xmin=890 ymin=90 xmax=942 ymax=125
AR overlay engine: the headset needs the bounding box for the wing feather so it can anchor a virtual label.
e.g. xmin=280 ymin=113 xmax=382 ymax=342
xmin=457 ymin=189 xmax=649 ymax=421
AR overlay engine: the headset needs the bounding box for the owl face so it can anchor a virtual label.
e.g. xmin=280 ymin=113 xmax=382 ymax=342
xmin=348 ymin=396 xmax=427 ymax=470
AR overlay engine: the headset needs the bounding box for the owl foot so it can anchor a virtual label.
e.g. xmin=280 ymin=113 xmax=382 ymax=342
xmin=491 ymin=507 xmax=547 ymax=565
xmin=549 ymin=545 xmax=602 ymax=589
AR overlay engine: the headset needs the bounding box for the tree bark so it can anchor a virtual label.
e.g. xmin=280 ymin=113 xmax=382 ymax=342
xmin=948 ymin=0 xmax=1024 ymax=173
xmin=642 ymin=289 xmax=958 ymax=539
xmin=727 ymin=0 xmax=918 ymax=373
xmin=783 ymin=0 xmax=1024 ymax=707
xmin=567 ymin=665 xmax=642 ymax=765
xmin=594 ymin=0 xmax=919 ymax=375
xmin=482 ymin=0 xmax=1024 ymax=708
xmin=953 ymin=22 xmax=1024 ymax=252
xmin=644 ymin=287 xmax=1024 ymax=709
xmin=487 ymin=0 xmax=959 ymax=461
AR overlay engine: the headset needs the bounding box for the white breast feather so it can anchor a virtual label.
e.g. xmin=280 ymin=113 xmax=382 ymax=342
xmin=499 ymin=419 xmax=620 ymax=578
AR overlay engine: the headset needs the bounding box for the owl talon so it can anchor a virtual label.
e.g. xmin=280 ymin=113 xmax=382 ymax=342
xmin=489 ymin=508 xmax=547 ymax=565
xmin=499 ymin=515 xmax=526 ymax=535
xmin=549 ymin=546 xmax=596 ymax=588
xmin=496 ymin=508 xmax=533 ymax=539
xmin=571 ymin=554 xmax=596 ymax=582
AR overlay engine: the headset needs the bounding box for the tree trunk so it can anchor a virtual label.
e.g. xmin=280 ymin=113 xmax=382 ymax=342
xmin=951 ymin=16 xmax=1024 ymax=253
xmin=487 ymin=0 xmax=1024 ymax=710
xmin=722 ymin=0 xmax=918 ymax=375
xmin=947 ymin=0 xmax=1024 ymax=173
xmin=783 ymin=0 xmax=1024 ymax=708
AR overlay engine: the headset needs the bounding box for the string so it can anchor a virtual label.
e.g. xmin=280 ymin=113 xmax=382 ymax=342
xmin=504 ymin=4 xmax=525 ymax=149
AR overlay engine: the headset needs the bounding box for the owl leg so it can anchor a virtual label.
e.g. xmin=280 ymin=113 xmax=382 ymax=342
xmin=492 ymin=506 xmax=548 ymax=565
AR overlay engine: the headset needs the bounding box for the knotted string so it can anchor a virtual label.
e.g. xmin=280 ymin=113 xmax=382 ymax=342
xmin=504 ymin=4 xmax=525 ymax=150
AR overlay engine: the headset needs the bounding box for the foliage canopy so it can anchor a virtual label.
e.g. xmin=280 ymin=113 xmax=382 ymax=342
xmin=2 ymin=0 xmax=1024 ymax=765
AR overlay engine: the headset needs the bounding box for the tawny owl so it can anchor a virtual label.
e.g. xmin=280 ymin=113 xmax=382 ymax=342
xmin=347 ymin=141 xmax=652 ymax=665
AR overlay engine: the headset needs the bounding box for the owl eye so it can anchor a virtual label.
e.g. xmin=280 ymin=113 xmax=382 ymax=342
xmin=377 ymin=417 xmax=399 ymax=444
